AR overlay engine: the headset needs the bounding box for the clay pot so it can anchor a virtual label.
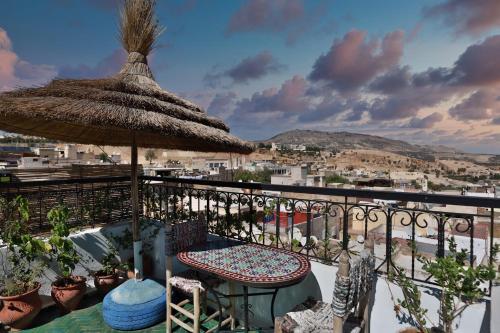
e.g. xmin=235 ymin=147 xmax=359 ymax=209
xmin=399 ymin=328 xmax=443 ymax=333
xmin=399 ymin=328 xmax=421 ymax=333
xmin=0 ymin=283 xmax=42 ymax=331
xmin=93 ymin=272 xmax=119 ymax=295
xmin=51 ymin=276 xmax=87 ymax=313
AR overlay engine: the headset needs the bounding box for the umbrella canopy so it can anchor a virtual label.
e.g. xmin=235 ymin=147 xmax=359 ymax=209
xmin=0 ymin=0 xmax=253 ymax=278
xmin=0 ymin=1 xmax=253 ymax=154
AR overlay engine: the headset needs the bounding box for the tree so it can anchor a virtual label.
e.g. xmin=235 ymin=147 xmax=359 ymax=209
xmin=325 ymin=173 xmax=349 ymax=184
xmin=233 ymin=168 xmax=272 ymax=183
xmin=389 ymin=237 xmax=498 ymax=333
xmin=98 ymin=152 xmax=113 ymax=163
xmin=145 ymin=149 xmax=157 ymax=165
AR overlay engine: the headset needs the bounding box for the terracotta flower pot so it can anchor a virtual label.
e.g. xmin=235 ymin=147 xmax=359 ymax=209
xmin=51 ymin=276 xmax=87 ymax=313
xmin=94 ymin=272 xmax=119 ymax=295
xmin=0 ymin=283 xmax=42 ymax=331
xmin=399 ymin=328 xmax=422 ymax=333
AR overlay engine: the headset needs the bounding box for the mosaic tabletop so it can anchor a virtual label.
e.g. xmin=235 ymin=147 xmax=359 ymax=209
xmin=177 ymin=240 xmax=310 ymax=288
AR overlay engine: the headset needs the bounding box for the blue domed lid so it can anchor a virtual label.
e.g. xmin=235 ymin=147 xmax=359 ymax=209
xmin=110 ymin=279 xmax=165 ymax=305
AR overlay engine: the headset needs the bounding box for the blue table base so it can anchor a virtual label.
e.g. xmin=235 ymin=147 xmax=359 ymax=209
xmin=103 ymin=279 xmax=166 ymax=331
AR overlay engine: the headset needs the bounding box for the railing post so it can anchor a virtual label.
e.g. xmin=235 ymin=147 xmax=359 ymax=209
xmin=306 ymin=204 xmax=311 ymax=257
xmin=275 ymin=199 xmax=280 ymax=248
xmin=437 ymin=215 xmax=445 ymax=258
xmin=386 ymin=206 xmax=393 ymax=273
xmin=342 ymin=196 xmax=349 ymax=250
xmin=249 ymin=189 xmax=254 ymax=242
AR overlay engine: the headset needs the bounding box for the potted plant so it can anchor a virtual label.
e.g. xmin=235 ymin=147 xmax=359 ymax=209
xmin=0 ymin=196 xmax=46 ymax=330
xmin=110 ymin=220 xmax=160 ymax=278
xmin=47 ymin=205 xmax=86 ymax=313
xmin=389 ymin=237 xmax=498 ymax=333
xmin=93 ymin=242 xmax=121 ymax=295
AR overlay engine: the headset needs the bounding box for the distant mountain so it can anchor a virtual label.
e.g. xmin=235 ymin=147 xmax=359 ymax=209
xmin=260 ymin=130 xmax=460 ymax=156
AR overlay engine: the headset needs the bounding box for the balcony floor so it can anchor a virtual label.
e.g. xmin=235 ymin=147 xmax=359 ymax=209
xmin=24 ymin=296 xmax=230 ymax=333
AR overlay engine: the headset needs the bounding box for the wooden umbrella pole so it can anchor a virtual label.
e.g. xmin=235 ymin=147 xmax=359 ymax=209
xmin=131 ymin=132 xmax=143 ymax=279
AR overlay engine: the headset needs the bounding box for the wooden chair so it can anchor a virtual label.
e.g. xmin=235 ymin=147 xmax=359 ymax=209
xmin=275 ymin=238 xmax=375 ymax=333
xmin=165 ymin=218 xmax=234 ymax=333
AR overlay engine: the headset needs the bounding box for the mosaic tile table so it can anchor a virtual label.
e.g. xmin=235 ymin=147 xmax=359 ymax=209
xmin=177 ymin=240 xmax=311 ymax=332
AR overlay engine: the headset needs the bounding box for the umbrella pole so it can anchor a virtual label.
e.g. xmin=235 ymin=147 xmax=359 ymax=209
xmin=131 ymin=133 xmax=143 ymax=279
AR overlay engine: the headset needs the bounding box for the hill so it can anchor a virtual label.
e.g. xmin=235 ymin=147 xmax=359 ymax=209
xmin=260 ymin=130 xmax=459 ymax=160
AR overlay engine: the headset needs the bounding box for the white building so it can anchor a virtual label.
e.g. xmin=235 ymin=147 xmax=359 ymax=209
xmin=271 ymin=165 xmax=308 ymax=186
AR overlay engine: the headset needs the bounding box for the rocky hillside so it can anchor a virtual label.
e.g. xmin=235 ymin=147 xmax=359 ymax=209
xmin=261 ymin=130 xmax=459 ymax=156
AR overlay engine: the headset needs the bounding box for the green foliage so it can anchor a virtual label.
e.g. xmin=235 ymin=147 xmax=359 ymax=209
xmin=47 ymin=205 xmax=80 ymax=279
xmin=389 ymin=267 xmax=430 ymax=333
xmin=0 ymin=196 xmax=47 ymax=296
xmin=233 ymin=168 xmax=272 ymax=183
xmin=98 ymin=152 xmax=113 ymax=163
xmin=325 ymin=173 xmax=349 ymax=184
xmin=109 ymin=219 xmax=160 ymax=255
xmin=97 ymin=241 xmax=122 ymax=276
xmin=389 ymin=238 xmax=498 ymax=333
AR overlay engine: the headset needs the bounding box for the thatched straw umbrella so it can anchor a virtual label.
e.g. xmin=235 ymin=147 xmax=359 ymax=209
xmin=0 ymin=0 xmax=253 ymax=278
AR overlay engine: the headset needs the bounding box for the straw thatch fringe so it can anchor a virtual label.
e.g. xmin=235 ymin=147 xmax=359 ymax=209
xmin=119 ymin=0 xmax=164 ymax=56
xmin=3 ymin=81 xmax=228 ymax=131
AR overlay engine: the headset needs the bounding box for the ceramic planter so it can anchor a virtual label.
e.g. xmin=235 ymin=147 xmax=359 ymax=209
xmin=51 ymin=276 xmax=87 ymax=313
xmin=94 ymin=272 xmax=119 ymax=295
xmin=0 ymin=283 xmax=42 ymax=331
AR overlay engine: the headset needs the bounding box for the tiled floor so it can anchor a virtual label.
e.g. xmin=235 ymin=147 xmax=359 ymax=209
xmin=23 ymin=297 xmax=220 ymax=333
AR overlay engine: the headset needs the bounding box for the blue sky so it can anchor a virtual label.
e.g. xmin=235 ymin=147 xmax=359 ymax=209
xmin=1 ymin=0 xmax=500 ymax=153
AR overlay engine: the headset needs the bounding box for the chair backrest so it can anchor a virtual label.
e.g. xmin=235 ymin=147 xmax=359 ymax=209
xmin=165 ymin=216 xmax=208 ymax=257
xmin=331 ymin=240 xmax=375 ymax=320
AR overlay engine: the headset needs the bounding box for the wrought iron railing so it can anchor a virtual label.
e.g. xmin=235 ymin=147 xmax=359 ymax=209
xmin=1 ymin=175 xmax=498 ymax=292
xmin=141 ymin=176 xmax=500 ymax=293
xmin=0 ymin=176 xmax=133 ymax=234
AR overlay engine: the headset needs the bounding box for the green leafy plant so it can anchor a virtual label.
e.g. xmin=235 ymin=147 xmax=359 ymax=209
xmin=389 ymin=237 xmax=499 ymax=333
xmin=47 ymin=205 xmax=80 ymax=283
xmin=0 ymin=196 xmax=47 ymax=296
xmin=96 ymin=241 xmax=122 ymax=276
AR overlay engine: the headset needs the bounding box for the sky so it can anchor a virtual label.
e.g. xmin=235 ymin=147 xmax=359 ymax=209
xmin=0 ymin=0 xmax=500 ymax=154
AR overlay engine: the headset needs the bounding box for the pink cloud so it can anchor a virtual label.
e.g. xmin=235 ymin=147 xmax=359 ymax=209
xmin=227 ymin=0 xmax=305 ymax=34
xmin=0 ymin=28 xmax=56 ymax=92
xmin=424 ymin=0 xmax=500 ymax=36
xmin=204 ymin=51 xmax=285 ymax=87
xmin=449 ymin=89 xmax=500 ymax=121
xmin=308 ymin=30 xmax=405 ymax=92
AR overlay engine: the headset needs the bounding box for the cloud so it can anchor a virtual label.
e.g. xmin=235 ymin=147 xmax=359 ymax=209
xmin=424 ymin=0 xmax=500 ymax=36
xmin=225 ymin=0 xmax=326 ymax=45
xmin=58 ymin=49 xmax=127 ymax=79
xmin=449 ymin=89 xmax=500 ymax=120
xmin=203 ymin=52 xmax=285 ymax=87
xmin=451 ymin=35 xmax=500 ymax=86
xmin=207 ymin=92 xmax=238 ymax=119
xmin=0 ymin=27 xmax=56 ymax=92
xmin=368 ymin=66 xmax=411 ymax=94
xmin=235 ymin=75 xmax=308 ymax=114
xmin=407 ymin=112 xmax=444 ymax=128
xmin=308 ymin=30 xmax=405 ymax=92
xmin=227 ymin=0 xmax=304 ymax=34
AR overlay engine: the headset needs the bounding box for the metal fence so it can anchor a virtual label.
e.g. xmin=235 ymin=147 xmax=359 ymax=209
xmin=1 ymin=175 xmax=499 ymax=292
xmin=141 ymin=176 xmax=500 ymax=292
xmin=0 ymin=176 xmax=133 ymax=233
